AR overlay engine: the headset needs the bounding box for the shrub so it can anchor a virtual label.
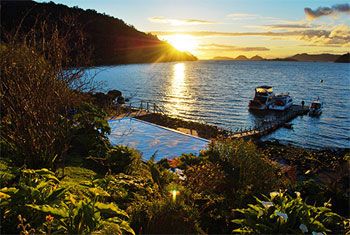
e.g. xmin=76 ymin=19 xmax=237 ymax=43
xmin=69 ymin=102 xmax=111 ymax=157
xmin=129 ymin=197 xmax=202 ymax=234
xmin=0 ymin=14 xmax=93 ymax=169
xmin=232 ymin=190 xmax=346 ymax=234
xmin=196 ymin=139 xmax=282 ymax=207
xmin=0 ymin=168 xmax=134 ymax=234
xmin=0 ymin=168 xmax=68 ymax=233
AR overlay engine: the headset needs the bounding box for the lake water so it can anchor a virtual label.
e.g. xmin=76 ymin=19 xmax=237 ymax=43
xmin=92 ymin=60 xmax=350 ymax=149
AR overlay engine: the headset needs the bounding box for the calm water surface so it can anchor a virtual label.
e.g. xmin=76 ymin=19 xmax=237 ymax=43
xmin=92 ymin=60 xmax=350 ymax=149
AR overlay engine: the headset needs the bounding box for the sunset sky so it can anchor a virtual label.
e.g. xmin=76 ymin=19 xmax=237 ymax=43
xmin=38 ymin=0 xmax=350 ymax=59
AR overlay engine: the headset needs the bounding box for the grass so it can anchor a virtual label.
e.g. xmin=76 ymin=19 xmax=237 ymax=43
xmin=55 ymin=154 xmax=105 ymax=196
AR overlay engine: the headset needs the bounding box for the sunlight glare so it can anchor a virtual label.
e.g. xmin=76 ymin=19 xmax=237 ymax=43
xmin=164 ymin=34 xmax=197 ymax=52
xmin=165 ymin=63 xmax=188 ymax=116
xmin=173 ymin=63 xmax=185 ymax=84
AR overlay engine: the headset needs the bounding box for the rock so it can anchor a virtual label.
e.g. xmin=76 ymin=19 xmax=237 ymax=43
xmin=107 ymin=89 xmax=122 ymax=100
xmin=92 ymin=92 xmax=110 ymax=106
xmin=117 ymin=96 xmax=125 ymax=104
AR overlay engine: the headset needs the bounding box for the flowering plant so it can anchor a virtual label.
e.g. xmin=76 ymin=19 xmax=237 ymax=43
xmin=232 ymin=190 xmax=344 ymax=234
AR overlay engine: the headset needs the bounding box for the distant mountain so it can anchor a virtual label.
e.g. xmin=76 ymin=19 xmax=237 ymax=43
xmin=235 ymin=55 xmax=249 ymax=60
xmin=211 ymin=56 xmax=235 ymax=60
xmin=250 ymin=55 xmax=263 ymax=61
xmin=269 ymin=58 xmax=297 ymax=62
xmin=1 ymin=0 xmax=197 ymax=65
xmin=335 ymin=53 xmax=350 ymax=63
xmin=285 ymin=53 xmax=340 ymax=62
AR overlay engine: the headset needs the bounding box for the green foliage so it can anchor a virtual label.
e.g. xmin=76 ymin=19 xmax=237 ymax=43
xmin=0 ymin=167 xmax=134 ymax=234
xmin=185 ymin=161 xmax=225 ymax=194
xmin=105 ymin=145 xmax=143 ymax=175
xmin=132 ymin=199 xmax=202 ymax=234
xmin=28 ymin=192 xmax=134 ymax=235
xmin=0 ymin=158 xmax=20 ymax=187
xmin=293 ymin=179 xmax=350 ymax=217
xmin=184 ymin=139 xmax=282 ymax=208
xmin=69 ymin=102 xmax=111 ymax=157
xmin=232 ymin=190 xmax=345 ymax=234
xmin=145 ymin=156 xmax=176 ymax=193
xmin=176 ymin=139 xmax=283 ymax=233
xmin=0 ymin=168 xmax=68 ymax=233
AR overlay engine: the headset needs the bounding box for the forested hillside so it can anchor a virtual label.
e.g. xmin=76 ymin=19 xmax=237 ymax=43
xmin=1 ymin=0 xmax=197 ymax=65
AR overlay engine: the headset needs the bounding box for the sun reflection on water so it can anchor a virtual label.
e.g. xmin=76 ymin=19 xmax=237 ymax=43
xmin=166 ymin=63 xmax=190 ymax=116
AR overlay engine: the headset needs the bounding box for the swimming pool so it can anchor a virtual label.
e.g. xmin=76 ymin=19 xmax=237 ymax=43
xmin=108 ymin=118 xmax=210 ymax=161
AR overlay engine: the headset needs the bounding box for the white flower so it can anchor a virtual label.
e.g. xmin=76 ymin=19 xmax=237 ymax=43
xmin=276 ymin=211 xmax=288 ymax=221
xmin=295 ymin=191 xmax=301 ymax=198
xmin=299 ymin=224 xmax=308 ymax=233
xmin=270 ymin=191 xmax=280 ymax=199
xmin=261 ymin=201 xmax=273 ymax=208
xmin=312 ymin=232 xmax=324 ymax=235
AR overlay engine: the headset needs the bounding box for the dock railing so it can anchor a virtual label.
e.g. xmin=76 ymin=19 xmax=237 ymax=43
xmin=229 ymin=105 xmax=308 ymax=138
xmin=112 ymin=100 xmax=166 ymax=118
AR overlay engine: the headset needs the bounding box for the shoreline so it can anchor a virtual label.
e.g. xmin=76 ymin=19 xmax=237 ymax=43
xmin=108 ymin=110 xmax=349 ymax=152
xmin=107 ymin=110 xmax=349 ymax=192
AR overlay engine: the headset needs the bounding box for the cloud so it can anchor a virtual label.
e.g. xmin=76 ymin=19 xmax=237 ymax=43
xmin=227 ymin=13 xmax=275 ymax=21
xmin=333 ymin=3 xmax=350 ymax=13
xmin=198 ymin=43 xmax=270 ymax=51
xmin=298 ymin=24 xmax=350 ymax=47
xmin=304 ymin=3 xmax=350 ymax=20
xmin=151 ymin=31 xmax=299 ymax=37
xmin=227 ymin=13 xmax=259 ymax=17
xmin=152 ymin=25 xmax=350 ymax=48
xmin=247 ymin=24 xmax=312 ymax=29
xmin=148 ymin=17 xmax=221 ymax=25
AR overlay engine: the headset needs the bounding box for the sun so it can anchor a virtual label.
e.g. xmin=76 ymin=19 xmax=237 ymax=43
xmin=163 ymin=34 xmax=197 ymax=53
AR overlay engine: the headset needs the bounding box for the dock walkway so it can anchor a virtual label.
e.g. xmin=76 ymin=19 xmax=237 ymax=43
xmin=230 ymin=105 xmax=309 ymax=139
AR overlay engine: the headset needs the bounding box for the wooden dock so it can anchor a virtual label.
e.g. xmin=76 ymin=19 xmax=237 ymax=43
xmin=230 ymin=105 xmax=309 ymax=139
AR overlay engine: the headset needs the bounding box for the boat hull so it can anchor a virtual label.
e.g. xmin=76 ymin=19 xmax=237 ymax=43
xmin=268 ymin=102 xmax=293 ymax=111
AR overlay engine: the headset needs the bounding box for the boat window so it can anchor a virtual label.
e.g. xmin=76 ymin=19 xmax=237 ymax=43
xmin=256 ymin=88 xmax=267 ymax=93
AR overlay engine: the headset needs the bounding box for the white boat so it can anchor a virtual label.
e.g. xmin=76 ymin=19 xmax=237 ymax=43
xmin=248 ymin=86 xmax=274 ymax=110
xmin=309 ymin=99 xmax=322 ymax=116
xmin=268 ymin=93 xmax=293 ymax=111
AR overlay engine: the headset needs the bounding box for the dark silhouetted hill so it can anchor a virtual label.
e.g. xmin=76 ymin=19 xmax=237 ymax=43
xmin=335 ymin=53 xmax=350 ymax=63
xmin=211 ymin=56 xmax=235 ymax=60
xmin=285 ymin=53 xmax=340 ymax=62
xmin=1 ymin=0 xmax=197 ymax=65
xmin=235 ymin=55 xmax=248 ymax=60
xmin=250 ymin=55 xmax=263 ymax=61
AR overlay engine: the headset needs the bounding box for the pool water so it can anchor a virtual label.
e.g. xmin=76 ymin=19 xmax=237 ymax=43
xmin=108 ymin=118 xmax=210 ymax=161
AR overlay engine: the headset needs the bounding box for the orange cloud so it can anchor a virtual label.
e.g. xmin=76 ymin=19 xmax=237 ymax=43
xmin=152 ymin=27 xmax=350 ymax=48
xmin=148 ymin=17 xmax=222 ymax=25
xmin=151 ymin=31 xmax=299 ymax=37
xmin=198 ymin=43 xmax=270 ymax=51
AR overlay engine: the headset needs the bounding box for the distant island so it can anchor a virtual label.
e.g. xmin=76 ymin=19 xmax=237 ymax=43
xmin=211 ymin=53 xmax=349 ymax=63
xmin=335 ymin=53 xmax=350 ymax=63
xmin=1 ymin=1 xmax=197 ymax=65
